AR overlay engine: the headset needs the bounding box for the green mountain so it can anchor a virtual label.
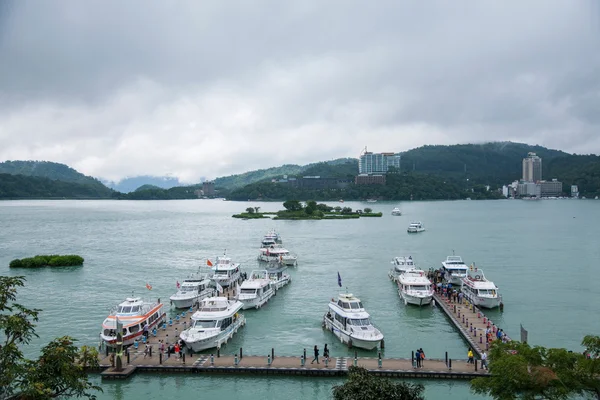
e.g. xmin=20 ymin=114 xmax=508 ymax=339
xmin=0 ymin=160 xmax=114 ymax=196
xmin=0 ymin=173 xmax=116 ymax=199
xmin=213 ymin=158 xmax=356 ymax=190
xmin=134 ymin=184 xmax=162 ymax=192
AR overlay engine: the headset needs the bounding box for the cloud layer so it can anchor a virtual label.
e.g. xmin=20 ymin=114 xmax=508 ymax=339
xmin=1 ymin=0 xmax=599 ymax=183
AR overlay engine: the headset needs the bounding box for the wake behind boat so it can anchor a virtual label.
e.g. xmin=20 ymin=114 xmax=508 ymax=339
xmin=237 ymin=270 xmax=275 ymax=310
xmin=100 ymin=296 xmax=165 ymax=347
xmin=322 ymin=293 xmax=384 ymax=350
xmin=180 ymin=297 xmax=245 ymax=352
xmin=461 ymin=264 xmax=502 ymax=309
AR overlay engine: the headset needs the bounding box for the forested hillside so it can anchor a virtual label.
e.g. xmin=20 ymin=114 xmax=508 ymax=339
xmin=0 ymin=173 xmax=116 ymax=199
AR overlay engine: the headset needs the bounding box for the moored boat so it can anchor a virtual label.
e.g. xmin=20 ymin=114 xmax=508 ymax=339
xmin=180 ymin=297 xmax=245 ymax=352
xmin=211 ymin=253 xmax=242 ymax=288
xmin=322 ymin=293 xmax=384 ymax=350
xmin=170 ymin=271 xmax=215 ymax=309
xmin=266 ymin=265 xmax=292 ymax=290
xmin=388 ymin=256 xmax=416 ymax=282
xmin=460 ymin=264 xmax=502 ymax=309
xmin=100 ymin=296 xmax=165 ymax=347
xmin=407 ymin=221 xmax=425 ymax=233
xmin=263 ymin=229 xmax=282 ymax=244
xmin=258 ymin=244 xmax=298 ymax=266
xmin=237 ymin=270 xmax=275 ymax=310
xmin=441 ymin=254 xmax=469 ymax=286
xmin=397 ymin=269 xmax=434 ymax=306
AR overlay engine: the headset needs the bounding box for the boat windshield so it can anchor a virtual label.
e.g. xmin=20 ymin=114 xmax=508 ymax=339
xmin=348 ymin=318 xmax=371 ymax=326
xmin=180 ymin=286 xmax=196 ymax=293
xmin=215 ymin=270 xmax=229 ymax=276
xmin=117 ymin=306 xmax=140 ymax=313
xmin=447 ymin=268 xmax=467 ymax=274
xmin=409 ymin=285 xmax=429 ymax=291
xmin=348 ymin=302 xmax=363 ymax=309
xmin=478 ymin=289 xmax=497 ymax=296
xmin=240 ymin=289 xmax=256 ymax=294
xmin=192 ymin=319 xmax=217 ymax=329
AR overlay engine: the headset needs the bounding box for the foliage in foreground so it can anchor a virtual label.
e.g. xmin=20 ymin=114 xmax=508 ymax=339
xmin=332 ymin=366 xmax=425 ymax=400
xmin=9 ymin=255 xmax=84 ymax=268
xmin=0 ymin=276 xmax=101 ymax=400
xmin=470 ymin=338 xmax=600 ymax=400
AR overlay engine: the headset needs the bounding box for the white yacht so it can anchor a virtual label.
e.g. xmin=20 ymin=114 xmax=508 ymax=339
xmin=211 ymin=253 xmax=242 ymax=288
xmin=397 ymin=269 xmax=434 ymax=306
xmin=266 ymin=266 xmax=292 ymax=290
xmin=391 ymin=207 xmax=402 ymax=216
xmin=258 ymin=244 xmax=298 ymax=266
xmin=263 ymin=229 xmax=282 ymax=244
xmin=322 ymin=293 xmax=384 ymax=350
xmin=180 ymin=297 xmax=245 ymax=352
xmin=388 ymin=256 xmax=416 ymax=282
xmin=236 ymin=270 xmax=276 ymax=310
xmin=170 ymin=271 xmax=215 ymax=309
xmin=100 ymin=296 xmax=165 ymax=347
xmin=407 ymin=221 xmax=425 ymax=233
xmin=441 ymin=254 xmax=469 ymax=285
xmin=461 ymin=265 xmax=502 ymax=309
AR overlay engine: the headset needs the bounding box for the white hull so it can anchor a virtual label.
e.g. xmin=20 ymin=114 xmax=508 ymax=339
xmin=258 ymin=255 xmax=297 ymax=266
xmin=171 ymin=297 xmax=195 ymax=309
xmin=182 ymin=316 xmax=246 ymax=352
xmin=322 ymin=316 xmax=382 ymax=350
xmin=399 ymin=290 xmax=433 ymax=306
xmin=446 ymin=275 xmax=465 ymax=286
xmin=170 ymin=289 xmax=216 ymax=309
xmin=407 ymin=228 xmax=425 ymax=233
xmin=271 ymin=276 xmax=291 ymax=290
xmin=213 ymin=275 xmax=240 ymax=288
xmin=464 ymin=293 xmax=502 ymax=309
xmin=101 ymin=314 xmax=165 ymax=348
xmin=239 ymin=287 xmax=275 ymax=310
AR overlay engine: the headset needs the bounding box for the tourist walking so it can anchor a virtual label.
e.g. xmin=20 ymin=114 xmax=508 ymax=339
xmin=481 ymin=351 xmax=488 ymax=370
xmin=174 ymin=342 xmax=180 ymax=359
xmin=311 ymin=345 xmax=320 ymax=364
xmin=467 ymin=348 xmax=474 ymax=364
xmin=415 ymin=349 xmax=421 ymax=368
xmin=419 ymin=348 xmax=426 ymax=367
xmin=323 ymin=344 xmax=329 ymax=362
xmin=143 ymin=323 xmax=149 ymax=338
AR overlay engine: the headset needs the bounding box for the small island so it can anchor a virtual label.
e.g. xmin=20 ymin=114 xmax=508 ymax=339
xmin=9 ymin=255 xmax=84 ymax=268
xmin=232 ymin=201 xmax=382 ymax=220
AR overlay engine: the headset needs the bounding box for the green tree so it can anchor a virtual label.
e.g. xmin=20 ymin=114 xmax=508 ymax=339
xmin=0 ymin=276 xmax=101 ymax=400
xmin=341 ymin=207 xmax=353 ymax=214
xmin=470 ymin=338 xmax=600 ymax=400
xmin=334 ymin=206 xmax=342 ymax=212
xmin=364 ymin=207 xmax=372 ymax=213
xmin=283 ymin=200 xmax=303 ymax=211
xmin=254 ymin=206 xmax=261 ymax=214
xmin=333 ymin=366 xmax=424 ymax=400
xmin=245 ymin=207 xmax=255 ymax=214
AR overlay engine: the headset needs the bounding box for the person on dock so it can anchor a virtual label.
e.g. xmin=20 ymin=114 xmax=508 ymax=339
xmin=311 ymin=345 xmax=320 ymax=364
xmin=467 ymin=348 xmax=474 ymax=364
xmin=174 ymin=342 xmax=180 ymax=359
xmin=419 ymin=348 xmax=426 ymax=367
xmin=178 ymin=340 xmax=184 ymax=359
xmin=415 ymin=349 xmax=421 ymax=368
xmin=143 ymin=323 xmax=149 ymax=338
xmin=323 ymin=344 xmax=329 ymax=362
xmin=143 ymin=344 xmax=149 ymax=358
xmin=160 ymin=340 xmax=165 ymax=354
xmin=481 ymin=351 xmax=488 ymax=370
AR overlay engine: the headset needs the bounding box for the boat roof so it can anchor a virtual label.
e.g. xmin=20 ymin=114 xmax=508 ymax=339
xmin=260 ymin=246 xmax=289 ymax=254
xmin=192 ymin=297 xmax=243 ymax=318
xmin=337 ymin=293 xmax=361 ymax=302
xmin=118 ymin=297 xmax=143 ymax=307
xmin=393 ymin=256 xmax=415 ymax=265
xmin=444 ymin=255 xmax=464 ymax=263
xmin=398 ymin=273 xmax=431 ymax=284
xmin=463 ymin=268 xmax=497 ymax=288
xmin=181 ymin=279 xmax=211 ymax=286
xmin=409 ymin=221 xmax=422 ymax=225
xmin=239 ymin=279 xmax=270 ymax=289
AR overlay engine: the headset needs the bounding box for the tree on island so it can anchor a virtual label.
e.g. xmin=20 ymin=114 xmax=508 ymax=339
xmin=364 ymin=208 xmax=372 ymax=213
xmin=0 ymin=276 xmax=101 ymax=400
xmin=470 ymin=337 xmax=600 ymax=400
xmin=245 ymin=207 xmax=255 ymax=214
xmin=333 ymin=366 xmax=424 ymax=400
xmin=283 ymin=200 xmax=303 ymax=212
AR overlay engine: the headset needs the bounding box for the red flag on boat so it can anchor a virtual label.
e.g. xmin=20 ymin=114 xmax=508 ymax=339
xmin=146 ymin=282 xmax=152 ymax=290
xmin=207 ymin=259 xmax=213 ymax=267
xmin=176 ymin=281 xmax=180 ymax=289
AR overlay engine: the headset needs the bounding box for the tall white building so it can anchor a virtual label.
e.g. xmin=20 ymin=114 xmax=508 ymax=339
xmin=522 ymin=152 xmax=542 ymax=182
xmin=358 ymin=149 xmax=401 ymax=174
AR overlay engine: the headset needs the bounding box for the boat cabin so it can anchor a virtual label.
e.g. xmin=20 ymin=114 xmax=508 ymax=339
xmin=180 ymin=279 xmax=211 ymax=294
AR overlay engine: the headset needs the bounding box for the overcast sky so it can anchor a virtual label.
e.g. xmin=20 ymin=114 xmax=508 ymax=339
xmin=1 ymin=1 xmax=599 ymax=183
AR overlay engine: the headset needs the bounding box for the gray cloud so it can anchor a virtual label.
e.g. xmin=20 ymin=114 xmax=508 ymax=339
xmin=0 ymin=0 xmax=599 ymax=183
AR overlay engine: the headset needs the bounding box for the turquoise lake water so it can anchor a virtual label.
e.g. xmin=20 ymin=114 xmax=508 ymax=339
xmin=1 ymin=199 xmax=599 ymax=399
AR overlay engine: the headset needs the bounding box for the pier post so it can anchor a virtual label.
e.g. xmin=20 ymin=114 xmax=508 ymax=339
xmin=466 ymin=318 xmax=469 ymax=327
xmin=159 ymin=352 xmax=163 ymax=364
xmin=105 ymin=346 xmax=109 ymax=357
xmin=445 ymin=351 xmax=448 ymax=365
xmin=378 ymin=352 xmax=382 ymax=368
xmin=412 ymin=351 xmax=415 ymax=368
xmin=240 ymin=347 xmax=243 ymax=360
xmin=127 ymin=349 xmax=130 ymax=364
xmin=448 ymin=358 xmax=452 ymax=370
xmin=462 ymin=315 xmax=465 ymax=324
xmin=483 ymin=317 xmax=487 ymax=324
xmin=475 ymin=358 xmax=478 ymax=371
xmin=458 ymin=310 xmax=461 ymax=318
xmin=271 ymin=348 xmax=275 ymax=360
xmin=480 ymin=335 xmax=483 ymax=344
xmin=182 ymin=353 xmax=185 ymax=364
xmin=380 ymin=339 xmax=385 ymax=349
xmin=303 ymin=348 xmax=306 ymax=361
xmin=234 ymin=354 xmax=239 ymax=366
xmin=354 ymin=351 xmax=357 ymax=367
xmin=217 ymin=348 xmax=220 ymax=358
xmin=210 ymin=354 xmax=214 ymax=366
xmin=453 ymin=305 xmax=456 ymax=313
xmin=149 ymin=346 xmax=152 ymax=358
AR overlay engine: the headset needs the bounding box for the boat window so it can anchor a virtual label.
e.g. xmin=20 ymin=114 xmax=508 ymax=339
xmin=130 ymin=324 xmax=140 ymax=334
xmin=341 ymin=302 xmax=350 ymax=309
xmin=358 ymin=302 xmax=363 ymax=308
xmin=337 ymin=300 xmax=343 ymax=307
xmin=119 ymin=306 xmax=132 ymax=313
xmin=215 ymin=270 xmax=229 ymax=276
xmin=131 ymin=306 xmax=140 ymax=313
xmin=348 ymin=318 xmax=371 ymax=326
xmin=349 ymin=302 xmax=360 ymax=309
xmin=410 ymin=285 xmax=429 ymax=291
xmin=219 ymin=317 xmax=232 ymax=330
xmin=193 ymin=320 xmax=217 ymax=328
xmin=241 ymin=289 xmax=257 ymax=294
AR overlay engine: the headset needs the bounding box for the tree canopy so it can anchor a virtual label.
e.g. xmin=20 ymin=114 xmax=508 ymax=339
xmin=332 ymin=366 xmax=424 ymax=400
xmin=0 ymin=276 xmax=101 ymax=400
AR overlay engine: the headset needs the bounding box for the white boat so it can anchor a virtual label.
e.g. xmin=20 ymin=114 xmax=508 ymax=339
xmin=388 ymin=256 xmax=416 ymax=282
xmin=211 ymin=253 xmax=242 ymax=288
xmin=322 ymin=293 xmax=384 ymax=350
xmin=407 ymin=221 xmax=425 ymax=233
xmin=391 ymin=207 xmax=402 ymax=216
xmin=236 ymin=270 xmax=276 ymax=310
xmin=100 ymin=296 xmax=165 ymax=347
xmin=266 ymin=266 xmax=292 ymax=290
xmin=441 ymin=254 xmax=469 ymax=286
xmin=263 ymin=229 xmax=282 ymax=244
xmin=169 ymin=271 xmax=216 ymax=309
xmin=258 ymin=244 xmax=298 ymax=266
xmin=180 ymin=297 xmax=245 ymax=352
xmin=367 ymin=199 xmax=377 ymax=203
xmin=397 ymin=269 xmax=434 ymax=306
xmin=460 ymin=265 xmax=502 ymax=309
xmin=260 ymin=237 xmax=278 ymax=248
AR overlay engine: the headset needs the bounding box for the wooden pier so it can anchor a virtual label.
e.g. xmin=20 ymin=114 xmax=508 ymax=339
xmin=433 ymin=292 xmax=509 ymax=358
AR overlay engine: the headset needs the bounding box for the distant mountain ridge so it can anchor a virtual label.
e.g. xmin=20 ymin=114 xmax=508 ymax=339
xmin=103 ymin=175 xmax=187 ymax=193
xmin=0 ymin=173 xmax=115 ymax=199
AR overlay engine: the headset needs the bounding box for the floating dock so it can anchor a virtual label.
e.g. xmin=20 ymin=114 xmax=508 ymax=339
xmin=433 ymin=292 xmax=509 ymax=358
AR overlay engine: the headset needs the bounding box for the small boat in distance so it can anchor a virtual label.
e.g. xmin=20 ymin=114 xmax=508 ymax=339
xmin=441 ymin=254 xmax=469 ymax=286
xmin=180 ymin=297 xmax=245 ymax=352
xmin=391 ymin=207 xmax=402 ymax=216
xmin=258 ymin=244 xmax=298 ymax=266
xmin=263 ymin=229 xmax=282 ymax=244
xmin=407 ymin=221 xmax=425 ymax=233
xmin=397 ymin=269 xmax=434 ymax=306
xmin=170 ymin=269 xmax=215 ymax=309
xmin=366 ymin=199 xmax=377 ymax=203
xmin=460 ymin=264 xmax=502 ymax=309
xmin=237 ymin=270 xmax=276 ymax=310
xmin=100 ymin=296 xmax=165 ymax=347
xmin=388 ymin=256 xmax=416 ymax=282
xmin=322 ymin=293 xmax=384 ymax=350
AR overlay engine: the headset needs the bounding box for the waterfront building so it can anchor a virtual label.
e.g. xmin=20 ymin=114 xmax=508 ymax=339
xmin=571 ymin=185 xmax=579 ymax=198
xmin=540 ymin=179 xmax=563 ymax=197
xmin=522 ymin=152 xmax=542 ymax=182
xmin=202 ymin=181 xmax=215 ymax=196
xmin=358 ymin=149 xmax=401 ymax=174
xmin=517 ymin=181 xmax=541 ymax=197
xmin=355 ymin=174 xmax=386 ymax=185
